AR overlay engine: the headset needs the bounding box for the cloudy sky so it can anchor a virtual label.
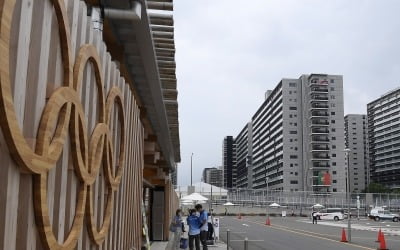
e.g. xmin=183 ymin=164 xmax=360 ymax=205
xmin=173 ymin=0 xmax=400 ymax=186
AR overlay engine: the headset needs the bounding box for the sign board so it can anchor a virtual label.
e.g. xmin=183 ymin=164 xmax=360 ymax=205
xmin=213 ymin=218 xmax=220 ymax=240
xmin=357 ymin=196 xmax=360 ymax=209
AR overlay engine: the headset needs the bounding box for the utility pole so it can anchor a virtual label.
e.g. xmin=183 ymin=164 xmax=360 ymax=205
xmin=191 ymin=153 xmax=194 ymax=186
xmin=345 ymin=148 xmax=352 ymax=242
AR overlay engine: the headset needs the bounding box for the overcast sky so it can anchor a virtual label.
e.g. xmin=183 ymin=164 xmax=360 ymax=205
xmin=173 ymin=0 xmax=400 ymax=186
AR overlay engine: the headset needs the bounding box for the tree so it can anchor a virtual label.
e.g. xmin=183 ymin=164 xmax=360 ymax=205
xmin=364 ymin=183 xmax=390 ymax=193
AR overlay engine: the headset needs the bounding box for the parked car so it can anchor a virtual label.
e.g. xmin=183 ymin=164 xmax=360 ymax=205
xmin=369 ymin=207 xmax=399 ymax=222
xmin=314 ymin=208 xmax=344 ymax=221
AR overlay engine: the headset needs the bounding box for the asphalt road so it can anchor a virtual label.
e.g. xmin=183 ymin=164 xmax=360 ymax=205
xmin=219 ymin=216 xmax=400 ymax=250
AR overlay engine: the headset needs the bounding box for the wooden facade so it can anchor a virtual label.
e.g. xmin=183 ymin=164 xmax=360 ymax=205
xmin=0 ymin=0 xmax=179 ymax=249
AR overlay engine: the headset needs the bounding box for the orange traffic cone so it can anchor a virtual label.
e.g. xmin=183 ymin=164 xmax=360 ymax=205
xmin=238 ymin=213 xmax=242 ymax=219
xmin=377 ymin=232 xmax=388 ymax=250
xmin=376 ymin=228 xmax=382 ymax=242
xmin=265 ymin=217 xmax=271 ymax=226
xmin=340 ymin=228 xmax=348 ymax=242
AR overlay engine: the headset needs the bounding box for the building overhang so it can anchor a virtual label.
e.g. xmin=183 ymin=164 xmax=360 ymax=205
xmin=87 ymin=0 xmax=180 ymax=170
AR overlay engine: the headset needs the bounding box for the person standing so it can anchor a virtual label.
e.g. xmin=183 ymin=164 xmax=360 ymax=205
xmin=187 ymin=209 xmax=201 ymax=250
xmin=172 ymin=209 xmax=183 ymax=249
xmin=312 ymin=211 xmax=318 ymax=224
xmin=195 ymin=204 xmax=208 ymax=250
xmin=224 ymin=207 xmax=227 ymax=216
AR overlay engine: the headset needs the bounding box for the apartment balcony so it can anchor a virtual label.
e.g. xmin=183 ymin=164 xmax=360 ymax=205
xmin=310 ymin=103 xmax=329 ymax=109
xmin=310 ymin=87 xmax=329 ymax=93
xmin=310 ymin=78 xmax=329 ymax=86
xmin=311 ymin=153 xmax=330 ymax=161
xmin=310 ymin=95 xmax=329 ymax=102
xmin=311 ymin=128 xmax=329 ymax=134
xmin=312 ymin=181 xmax=330 ymax=187
xmin=311 ymin=145 xmax=329 ymax=151
xmin=311 ymin=120 xmax=329 ymax=127
xmin=311 ymin=111 xmax=329 ymax=117
xmin=310 ymin=136 xmax=330 ymax=143
xmin=312 ymin=162 xmax=330 ymax=168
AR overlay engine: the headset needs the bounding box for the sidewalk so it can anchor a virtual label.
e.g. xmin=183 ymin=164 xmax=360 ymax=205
xmin=151 ymin=221 xmax=229 ymax=250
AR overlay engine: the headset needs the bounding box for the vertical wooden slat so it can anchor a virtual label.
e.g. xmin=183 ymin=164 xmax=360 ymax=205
xmin=116 ymin=78 xmax=125 ymax=249
xmin=0 ymin=0 xmax=32 ymax=249
xmin=101 ymin=51 xmax=112 ymax=250
xmin=74 ymin=3 xmax=87 ymax=250
xmin=19 ymin=0 xmax=54 ymax=249
xmin=106 ymin=61 xmax=117 ymax=250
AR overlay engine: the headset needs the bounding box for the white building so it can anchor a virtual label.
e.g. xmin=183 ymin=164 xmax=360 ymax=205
xmin=248 ymin=74 xmax=346 ymax=193
xmin=345 ymin=114 xmax=369 ymax=192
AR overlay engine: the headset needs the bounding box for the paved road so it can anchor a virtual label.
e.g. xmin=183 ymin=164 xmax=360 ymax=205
xmin=219 ymin=216 xmax=400 ymax=250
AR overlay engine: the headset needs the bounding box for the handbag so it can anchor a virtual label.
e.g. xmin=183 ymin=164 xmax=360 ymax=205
xmin=169 ymin=221 xmax=176 ymax=232
xmin=180 ymin=238 xmax=188 ymax=249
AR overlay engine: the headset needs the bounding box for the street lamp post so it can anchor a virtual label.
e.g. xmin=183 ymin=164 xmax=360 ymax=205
xmin=344 ymin=148 xmax=351 ymax=242
xmin=190 ymin=153 xmax=194 ymax=186
xmin=266 ymin=177 xmax=269 ymax=218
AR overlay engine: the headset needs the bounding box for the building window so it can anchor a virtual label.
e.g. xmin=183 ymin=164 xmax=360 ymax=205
xmin=330 ymin=79 xmax=334 ymax=83
xmin=332 ymin=136 xmax=336 ymax=140
xmin=331 ymin=103 xmax=336 ymax=107
xmin=331 ymin=120 xmax=336 ymax=124
xmin=289 ymin=82 xmax=297 ymax=87
xmin=290 ymin=180 xmax=298 ymax=184
xmin=332 ymin=145 xmax=336 ymax=149
xmin=333 ymin=171 xmax=337 ymax=174
xmin=330 ymin=86 xmax=335 ymax=90
xmin=333 ymin=188 xmax=337 ymax=192
xmin=332 ymin=128 xmax=336 ymax=132
xmin=332 ymin=153 xmax=336 ymax=157
xmin=333 ymin=180 xmax=337 ymax=183
xmin=290 ymin=155 xmax=298 ymax=159
xmin=332 ymin=162 xmax=337 ymax=166
xmin=331 ymin=112 xmax=336 ymax=115
xmin=331 ymin=95 xmax=335 ymax=99
xmin=289 ymin=107 xmax=297 ymax=110
xmin=290 ymin=131 xmax=297 ymax=134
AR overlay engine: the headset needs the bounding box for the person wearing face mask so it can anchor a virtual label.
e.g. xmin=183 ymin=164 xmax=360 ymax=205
xmin=187 ymin=209 xmax=201 ymax=250
xmin=195 ymin=204 xmax=208 ymax=250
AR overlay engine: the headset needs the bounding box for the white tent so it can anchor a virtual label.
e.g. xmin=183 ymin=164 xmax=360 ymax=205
xmin=181 ymin=192 xmax=208 ymax=202
xmin=175 ymin=182 xmax=228 ymax=199
xmin=269 ymin=203 xmax=281 ymax=208
xmin=223 ymin=202 xmax=235 ymax=206
xmin=312 ymin=203 xmax=324 ymax=209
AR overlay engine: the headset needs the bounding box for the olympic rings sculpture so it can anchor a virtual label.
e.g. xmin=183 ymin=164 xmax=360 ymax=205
xmin=0 ymin=0 xmax=126 ymax=249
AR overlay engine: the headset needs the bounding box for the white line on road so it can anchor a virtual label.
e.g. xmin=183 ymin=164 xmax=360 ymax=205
xmin=230 ymin=239 xmax=264 ymax=242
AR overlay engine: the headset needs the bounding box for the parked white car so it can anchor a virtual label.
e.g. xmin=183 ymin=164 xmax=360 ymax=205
xmin=369 ymin=207 xmax=399 ymax=222
xmin=314 ymin=208 xmax=344 ymax=221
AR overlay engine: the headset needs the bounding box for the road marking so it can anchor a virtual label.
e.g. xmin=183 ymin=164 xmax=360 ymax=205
xmin=230 ymin=239 xmax=264 ymax=242
xmin=235 ymin=218 xmax=374 ymax=250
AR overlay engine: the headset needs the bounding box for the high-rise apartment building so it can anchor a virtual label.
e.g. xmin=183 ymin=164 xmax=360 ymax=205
xmin=235 ymin=123 xmax=253 ymax=188
xmin=223 ymin=136 xmax=236 ymax=188
xmin=202 ymin=167 xmax=223 ymax=187
xmin=368 ymin=88 xmax=400 ymax=189
xmin=250 ymin=74 xmax=346 ymax=192
xmin=345 ymin=114 xmax=368 ymax=192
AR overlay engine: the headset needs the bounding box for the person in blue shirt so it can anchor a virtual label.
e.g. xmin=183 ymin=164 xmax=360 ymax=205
xmin=195 ymin=204 xmax=208 ymax=250
xmin=187 ymin=209 xmax=201 ymax=250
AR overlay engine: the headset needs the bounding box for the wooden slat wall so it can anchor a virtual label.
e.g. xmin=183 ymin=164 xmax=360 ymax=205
xmin=0 ymin=0 xmax=145 ymax=249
